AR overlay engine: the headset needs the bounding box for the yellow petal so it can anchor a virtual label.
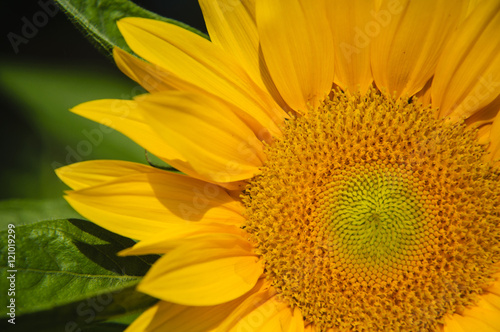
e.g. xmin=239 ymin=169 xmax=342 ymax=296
xmin=115 ymin=48 xmax=278 ymax=145
xmin=138 ymin=234 xmax=263 ymax=306
xmin=432 ymin=0 xmax=500 ymax=119
xmin=488 ymin=113 xmax=500 ymax=162
xmin=139 ymin=91 xmax=265 ymax=183
xmin=199 ymin=0 xmax=289 ymax=113
xmin=461 ymin=299 xmax=500 ymax=330
xmin=70 ymin=98 xmax=186 ymax=164
xmin=113 ymin=48 xmax=178 ymax=92
xmin=117 ymin=17 xmax=285 ymax=136
xmin=65 ymin=172 xmax=244 ymax=240
xmin=465 ymin=94 xmax=500 ymax=129
xmin=371 ymin=0 xmax=466 ymax=98
xmin=486 ymin=273 xmax=500 ymax=296
xmin=328 ymin=0 xmax=373 ymax=93
xmin=56 ymin=160 xmax=156 ymax=191
xmin=215 ymin=282 xmax=276 ymax=331
xmin=127 ymin=302 xmax=220 ymax=332
xmin=414 ymin=78 xmax=433 ymax=107
xmin=125 ymin=303 xmax=162 ymax=332
xmin=71 ymin=91 xmax=265 ymax=184
xmin=304 ymin=324 xmax=317 ymax=332
xmin=465 ymin=0 xmax=484 ymax=17
xmin=442 ymin=315 xmax=466 ymax=332
xmin=119 ymin=223 xmax=244 ymax=256
xmin=483 ymin=292 xmax=500 ymax=311
xmin=256 ymin=0 xmax=334 ymax=111
xmin=222 ymin=295 xmax=304 ymax=332
xmin=476 ymin=123 xmax=493 ymax=145
xmin=126 ymin=279 xmax=270 ymax=332
xmin=447 ymin=314 xmax=499 ymax=332
xmin=125 ymin=302 xmax=226 ymax=332
xmin=199 ymin=0 xmax=260 ymax=86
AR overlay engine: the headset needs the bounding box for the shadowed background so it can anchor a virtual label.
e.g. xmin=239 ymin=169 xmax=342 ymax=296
xmin=1 ymin=1 xmax=206 ymax=203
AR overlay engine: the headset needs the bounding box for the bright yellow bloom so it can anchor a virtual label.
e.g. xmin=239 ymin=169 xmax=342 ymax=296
xmin=57 ymin=0 xmax=500 ymax=331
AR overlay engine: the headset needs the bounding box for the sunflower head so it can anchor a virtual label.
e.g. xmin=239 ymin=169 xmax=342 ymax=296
xmin=57 ymin=0 xmax=500 ymax=331
xmin=243 ymin=88 xmax=500 ymax=330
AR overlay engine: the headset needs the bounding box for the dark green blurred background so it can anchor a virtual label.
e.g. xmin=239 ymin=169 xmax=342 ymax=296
xmin=1 ymin=1 xmax=207 ymax=224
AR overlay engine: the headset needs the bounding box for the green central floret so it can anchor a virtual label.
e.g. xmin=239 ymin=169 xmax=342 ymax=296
xmin=242 ymin=88 xmax=500 ymax=331
xmin=325 ymin=168 xmax=424 ymax=270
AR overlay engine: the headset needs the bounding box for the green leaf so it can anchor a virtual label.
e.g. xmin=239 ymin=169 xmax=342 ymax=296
xmin=0 ymin=198 xmax=82 ymax=231
xmin=0 ymin=219 xmax=159 ymax=317
xmin=55 ymin=0 xmax=208 ymax=57
xmin=0 ymin=286 xmax=156 ymax=331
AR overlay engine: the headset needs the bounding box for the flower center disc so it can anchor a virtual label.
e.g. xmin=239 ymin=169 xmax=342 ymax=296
xmin=242 ymin=89 xmax=500 ymax=331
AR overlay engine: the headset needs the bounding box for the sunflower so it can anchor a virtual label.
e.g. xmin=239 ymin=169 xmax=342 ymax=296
xmin=56 ymin=0 xmax=500 ymax=331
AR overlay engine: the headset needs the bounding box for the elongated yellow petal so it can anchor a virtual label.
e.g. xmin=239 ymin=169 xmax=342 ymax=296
xmin=65 ymin=172 xmax=244 ymax=240
xmin=114 ymin=46 xmax=283 ymax=140
xmin=465 ymin=94 xmax=500 ymax=129
xmin=124 ymin=303 xmax=161 ymax=332
xmin=214 ymin=282 xmax=276 ymax=331
xmin=442 ymin=316 xmax=466 ymax=332
xmin=486 ymin=273 xmax=500 ymax=296
xmin=256 ymin=0 xmax=334 ymax=111
xmin=221 ymin=296 xmax=304 ymax=332
xmin=56 ymin=160 xmax=157 ymax=191
xmin=199 ymin=0 xmax=288 ymax=112
xmin=125 ymin=301 xmax=227 ymax=332
xmin=432 ymin=0 xmax=500 ymax=119
xmin=199 ymin=0 xmax=260 ymax=86
xmin=460 ymin=297 xmax=500 ymax=330
xmin=328 ymin=0 xmax=373 ymax=93
xmin=113 ymin=48 xmax=177 ymax=92
xmin=119 ymin=223 xmax=244 ymax=256
xmin=70 ymin=98 xmax=223 ymax=185
xmin=138 ymin=234 xmax=263 ymax=306
xmin=414 ymin=78 xmax=433 ymax=107
xmin=489 ymin=113 xmax=500 ymax=161
xmin=70 ymin=99 xmax=186 ymax=163
xmin=117 ymin=17 xmax=285 ymax=136
xmin=139 ymin=91 xmax=265 ymax=183
xmin=304 ymin=324 xmax=316 ymax=332
xmin=484 ymin=292 xmax=500 ymax=311
xmin=371 ymin=0 xmax=466 ymax=98
xmin=115 ymin=47 xmax=279 ymax=144
xmin=447 ymin=314 xmax=498 ymax=332
xmin=466 ymin=0 xmax=484 ymax=17
xmin=71 ymin=92 xmax=264 ymax=184
xmin=126 ymin=279 xmax=270 ymax=332
xmin=476 ymin=124 xmax=492 ymax=145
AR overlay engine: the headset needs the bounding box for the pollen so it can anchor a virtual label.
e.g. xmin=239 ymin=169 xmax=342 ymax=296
xmin=242 ymin=88 xmax=500 ymax=331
